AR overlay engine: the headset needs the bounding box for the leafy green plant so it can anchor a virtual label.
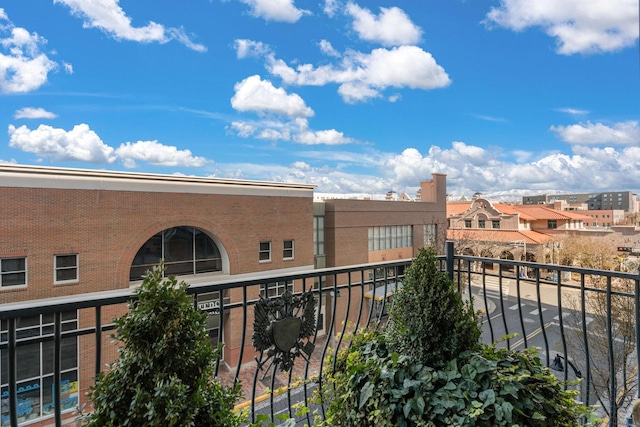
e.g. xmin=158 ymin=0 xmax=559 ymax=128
xmin=317 ymin=249 xmax=597 ymax=426
xmin=319 ymin=330 xmax=596 ymax=427
xmin=83 ymin=265 xmax=244 ymax=427
xmin=386 ymin=247 xmax=481 ymax=369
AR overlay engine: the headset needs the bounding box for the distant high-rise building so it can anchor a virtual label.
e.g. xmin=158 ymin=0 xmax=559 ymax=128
xmin=523 ymin=191 xmax=638 ymax=213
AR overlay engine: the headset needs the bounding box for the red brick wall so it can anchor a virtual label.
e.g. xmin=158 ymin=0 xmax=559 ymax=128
xmin=0 ymin=187 xmax=313 ymax=303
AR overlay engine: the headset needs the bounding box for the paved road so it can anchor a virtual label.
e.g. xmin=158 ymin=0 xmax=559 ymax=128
xmin=248 ymin=275 xmax=605 ymax=425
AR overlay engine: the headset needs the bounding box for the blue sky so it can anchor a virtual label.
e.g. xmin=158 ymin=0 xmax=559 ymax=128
xmin=1 ymin=0 xmax=639 ymax=199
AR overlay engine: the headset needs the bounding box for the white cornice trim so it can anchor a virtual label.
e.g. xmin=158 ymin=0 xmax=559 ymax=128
xmin=0 ymin=164 xmax=315 ymax=198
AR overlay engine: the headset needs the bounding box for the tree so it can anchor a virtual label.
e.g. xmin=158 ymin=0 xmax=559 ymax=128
xmin=558 ymin=236 xmax=637 ymax=423
xmin=83 ymin=265 xmax=244 ymax=427
xmin=386 ymin=247 xmax=481 ymax=369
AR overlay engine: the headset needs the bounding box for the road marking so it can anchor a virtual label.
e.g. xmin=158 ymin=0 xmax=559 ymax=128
xmin=553 ymin=312 xmax=571 ymax=321
xmin=510 ymin=322 xmax=554 ymax=350
xmin=473 ymin=276 xmax=510 ymax=299
xmin=529 ymin=308 xmax=547 ymax=315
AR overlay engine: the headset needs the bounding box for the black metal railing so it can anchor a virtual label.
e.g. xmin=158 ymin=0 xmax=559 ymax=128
xmin=1 ymin=241 xmax=639 ymax=426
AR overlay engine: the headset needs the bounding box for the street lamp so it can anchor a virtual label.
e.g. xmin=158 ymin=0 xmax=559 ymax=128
xmin=545 ymin=241 xmax=562 ymax=265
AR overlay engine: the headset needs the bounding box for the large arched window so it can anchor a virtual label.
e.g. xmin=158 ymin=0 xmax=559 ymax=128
xmin=130 ymin=226 xmax=222 ymax=280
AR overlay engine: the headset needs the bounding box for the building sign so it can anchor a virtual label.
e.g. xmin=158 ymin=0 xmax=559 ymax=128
xmin=198 ymin=300 xmax=220 ymax=314
xmin=197 ymin=296 xmax=230 ymax=315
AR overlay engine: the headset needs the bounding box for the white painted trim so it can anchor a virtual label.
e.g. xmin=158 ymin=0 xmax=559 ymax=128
xmin=0 ymin=164 xmax=315 ymax=198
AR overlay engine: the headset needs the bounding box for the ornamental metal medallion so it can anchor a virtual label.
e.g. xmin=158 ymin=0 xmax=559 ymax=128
xmin=252 ymin=290 xmax=316 ymax=373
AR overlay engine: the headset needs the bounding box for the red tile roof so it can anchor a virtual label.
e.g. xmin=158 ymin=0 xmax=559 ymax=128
xmin=515 ymin=205 xmax=592 ymax=221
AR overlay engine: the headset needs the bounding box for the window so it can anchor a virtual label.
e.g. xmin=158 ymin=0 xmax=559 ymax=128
xmin=368 ymin=225 xmax=413 ymax=251
xmin=130 ymin=227 xmax=223 ymax=280
xmin=259 ymin=241 xmax=271 ymax=262
xmin=423 ymin=224 xmax=437 ymax=247
xmin=283 ymin=240 xmax=294 ymax=260
xmin=55 ymin=254 xmax=78 ymax=284
xmin=1 ymin=311 xmax=78 ymax=424
xmin=261 ymin=280 xmax=293 ymax=298
xmin=1 ymin=257 xmax=26 ymax=288
xmin=478 ymin=220 xmax=485 ymax=229
xmin=548 ymin=220 xmax=558 ymax=229
xmin=492 ymin=220 xmax=500 ymax=229
xmin=313 ymin=216 xmax=325 ymax=256
xmin=464 ymin=220 xmax=472 ymax=228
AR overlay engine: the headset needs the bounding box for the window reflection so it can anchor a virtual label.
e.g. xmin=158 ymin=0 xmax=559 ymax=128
xmin=130 ymin=227 xmax=223 ymax=280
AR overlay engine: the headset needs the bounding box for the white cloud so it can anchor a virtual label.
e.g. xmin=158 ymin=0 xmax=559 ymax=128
xmin=238 ymin=0 xmax=310 ymax=23
xmin=210 ymin=138 xmax=640 ymax=197
xmin=54 ymin=0 xmax=206 ymax=52
xmin=551 ymin=121 xmax=640 ymax=145
xmin=388 ymin=94 xmax=401 ymax=102
xmin=62 ymin=62 xmax=73 ymax=74
xmin=323 ymin=0 xmax=339 ymax=17
xmin=556 ymin=107 xmax=589 ymax=115
xmin=8 ymin=124 xmax=116 ymax=163
xmin=473 ymin=114 xmax=508 ymax=123
xmin=0 ymin=17 xmax=58 ymax=93
xmin=14 ymin=107 xmax=57 ymax=119
xmin=231 ymin=75 xmax=314 ymax=117
xmin=230 ymin=116 xmax=352 ymax=145
xmin=485 ymin=0 xmax=639 ymax=55
xmin=230 ymin=121 xmax=258 ymax=138
xmin=346 ymin=3 xmax=422 ymax=46
xmin=115 ymin=140 xmax=208 ymax=168
xmin=512 ymin=150 xmax=533 ymax=163
xmin=318 ymin=40 xmax=340 ymax=57
xmin=266 ymin=45 xmax=451 ymax=103
xmin=7 ymin=123 xmax=209 ymax=168
xmin=295 ymin=129 xmax=353 ymax=145
xmin=380 ymin=143 xmax=606 ymax=197
xmin=234 ymin=39 xmax=271 ymax=59
xmin=231 ymin=118 xmax=293 ymax=141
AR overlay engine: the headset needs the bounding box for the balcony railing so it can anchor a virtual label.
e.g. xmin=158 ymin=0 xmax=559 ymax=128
xmin=1 ymin=241 xmax=639 ymax=427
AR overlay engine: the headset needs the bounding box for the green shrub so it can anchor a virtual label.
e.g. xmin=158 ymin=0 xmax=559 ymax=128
xmin=83 ymin=266 xmax=244 ymax=427
xmin=386 ymin=247 xmax=481 ymax=369
xmin=319 ymin=330 xmax=595 ymax=427
xmin=318 ymin=249 xmax=596 ymax=426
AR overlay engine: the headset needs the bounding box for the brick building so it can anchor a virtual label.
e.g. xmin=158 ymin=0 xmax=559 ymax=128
xmin=0 ymin=164 xmax=315 ymax=426
xmin=0 ymin=165 xmax=447 ymax=426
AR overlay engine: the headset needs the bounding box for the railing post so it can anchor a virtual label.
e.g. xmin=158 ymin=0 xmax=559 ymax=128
xmin=445 ymin=240 xmax=454 ymax=281
xmin=626 ymin=266 xmax=640 ymax=427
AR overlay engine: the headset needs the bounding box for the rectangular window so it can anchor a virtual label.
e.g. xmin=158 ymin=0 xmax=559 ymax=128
xmin=548 ymin=220 xmax=558 ymax=229
xmin=368 ymin=226 xmax=413 ymax=252
xmin=259 ymin=241 xmax=271 ymax=262
xmin=492 ymin=220 xmax=500 ymax=229
xmin=478 ymin=220 xmax=485 ymax=229
xmin=464 ymin=220 xmax=472 ymax=228
xmin=261 ymin=280 xmax=294 ymax=298
xmin=283 ymin=240 xmax=294 ymax=260
xmin=1 ymin=311 xmax=78 ymax=424
xmin=1 ymin=257 xmax=27 ymax=288
xmin=54 ymin=254 xmax=78 ymax=284
xmin=313 ymin=216 xmax=325 ymax=256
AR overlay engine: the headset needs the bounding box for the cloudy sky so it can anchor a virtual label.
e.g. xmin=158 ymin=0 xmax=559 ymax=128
xmin=1 ymin=1 xmax=638 ymax=199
